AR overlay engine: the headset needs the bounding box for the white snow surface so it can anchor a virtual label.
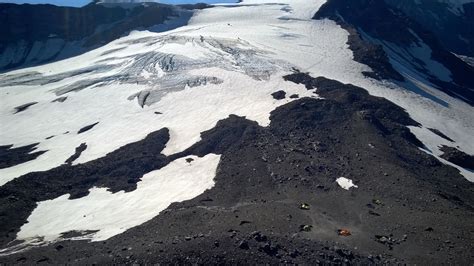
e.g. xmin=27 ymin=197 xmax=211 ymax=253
xmin=0 ymin=0 xmax=473 ymax=251
xmin=336 ymin=177 xmax=358 ymax=190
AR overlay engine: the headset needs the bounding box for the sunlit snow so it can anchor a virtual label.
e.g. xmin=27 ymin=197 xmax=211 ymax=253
xmin=336 ymin=177 xmax=358 ymax=190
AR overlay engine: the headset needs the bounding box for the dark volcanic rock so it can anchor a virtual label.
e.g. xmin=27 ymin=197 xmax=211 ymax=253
xmin=345 ymin=25 xmax=403 ymax=82
xmin=177 ymin=3 xmax=212 ymax=10
xmin=0 ymin=143 xmax=47 ymax=169
xmin=78 ymin=122 xmax=99 ymax=134
xmin=384 ymin=0 xmax=474 ymax=57
xmin=238 ymin=240 xmax=249 ymax=250
xmin=0 ymin=74 xmax=473 ymax=264
xmin=0 ymin=3 xmax=125 ymax=44
xmin=440 ymin=146 xmax=474 ymax=170
xmin=428 ymin=128 xmax=454 ymax=142
xmin=64 ymin=143 xmax=87 ymax=165
xmin=13 ymin=102 xmax=38 ymax=113
xmin=271 ymin=90 xmax=286 ymax=100
xmin=52 ymin=97 xmax=67 ymax=103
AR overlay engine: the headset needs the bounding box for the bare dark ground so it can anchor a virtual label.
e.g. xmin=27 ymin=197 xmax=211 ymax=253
xmin=0 ymin=143 xmax=47 ymax=170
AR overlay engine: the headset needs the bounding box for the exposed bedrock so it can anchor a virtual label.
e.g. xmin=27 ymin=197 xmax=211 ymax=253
xmin=271 ymin=90 xmax=286 ymax=100
xmin=13 ymin=102 xmax=38 ymax=114
xmin=0 ymin=75 xmax=472 ymax=264
xmin=51 ymin=96 xmax=67 ymax=103
xmin=440 ymin=146 xmax=474 ymax=170
xmin=77 ymin=122 xmax=99 ymax=134
xmin=64 ymin=143 xmax=88 ymax=165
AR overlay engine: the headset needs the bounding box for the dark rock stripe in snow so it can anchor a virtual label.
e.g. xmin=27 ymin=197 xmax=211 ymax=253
xmin=428 ymin=128 xmax=454 ymax=142
xmin=0 ymin=75 xmax=472 ymax=264
xmin=77 ymin=122 xmax=99 ymax=134
xmin=0 ymin=143 xmax=47 ymax=169
xmin=64 ymin=143 xmax=88 ymax=165
xmin=13 ymin=102 xmax=38 ymax=114
xmin=52 ymin=97 xmax=67 ymax=103
xmin=440 ymin=146 xmax=474 ymax=170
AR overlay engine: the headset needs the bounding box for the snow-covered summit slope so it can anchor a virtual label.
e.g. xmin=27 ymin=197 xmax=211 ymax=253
xmin=0 ymin=0 xmax=473 ymax=255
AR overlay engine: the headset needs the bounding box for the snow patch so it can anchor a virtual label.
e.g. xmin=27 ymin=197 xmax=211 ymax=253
xmin=336 ymin=177 xmax=358 ymax=190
